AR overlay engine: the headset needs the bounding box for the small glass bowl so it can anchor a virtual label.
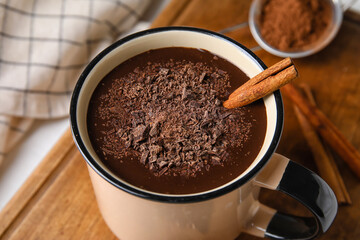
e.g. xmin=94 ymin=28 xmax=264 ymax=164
xmin=248 ymin=0 xmax=343 ymax=58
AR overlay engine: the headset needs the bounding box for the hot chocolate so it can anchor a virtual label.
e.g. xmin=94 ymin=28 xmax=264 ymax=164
xmin=87 ymin=47 xmax=267 ymax=194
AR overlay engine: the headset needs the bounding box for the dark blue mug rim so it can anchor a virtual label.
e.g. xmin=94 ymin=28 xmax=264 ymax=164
xmin=69 ymin=26 xmax=284 ymax=203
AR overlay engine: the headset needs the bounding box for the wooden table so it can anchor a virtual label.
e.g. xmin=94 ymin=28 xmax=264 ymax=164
xmin=1 ymin=1 xmax=360 ymax=239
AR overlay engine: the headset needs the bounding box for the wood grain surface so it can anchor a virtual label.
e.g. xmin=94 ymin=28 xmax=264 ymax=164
xmin=1 ymin=0 xmax=360 ymax=239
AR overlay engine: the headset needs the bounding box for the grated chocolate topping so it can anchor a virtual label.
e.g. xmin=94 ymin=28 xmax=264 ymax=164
xmin=94 ymin=55 xmax=252 ymax=178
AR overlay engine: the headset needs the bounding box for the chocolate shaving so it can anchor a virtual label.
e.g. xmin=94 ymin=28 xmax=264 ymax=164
xmin=94 ymin=57 xmax=252 ymax=177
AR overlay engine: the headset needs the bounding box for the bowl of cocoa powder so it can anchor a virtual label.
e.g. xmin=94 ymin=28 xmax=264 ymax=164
xmin=249 ymin=0 xmax=343 ymax=58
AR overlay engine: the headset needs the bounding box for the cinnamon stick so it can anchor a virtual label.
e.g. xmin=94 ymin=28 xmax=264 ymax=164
xmin=283 ymin=84 xmax=360 ymax=179
xmin=229 ymin=57 xmax=293 ymax=99
xmin=224 ymin=58 xmax=298 ymax=109
xmin=294 ymin=84 xmax=351 ymax=205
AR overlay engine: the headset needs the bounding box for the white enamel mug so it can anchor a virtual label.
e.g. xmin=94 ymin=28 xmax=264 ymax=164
xmin=70 ymin=27 xmax=337 ymax=240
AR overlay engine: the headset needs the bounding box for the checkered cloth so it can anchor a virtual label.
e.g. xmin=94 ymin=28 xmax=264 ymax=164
xmin=0 ymin=0 xmax=151 ymax=164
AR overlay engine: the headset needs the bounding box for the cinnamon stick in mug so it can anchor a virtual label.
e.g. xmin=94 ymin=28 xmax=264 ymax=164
xmin=224 ymin=58 xmax=298 ymax=109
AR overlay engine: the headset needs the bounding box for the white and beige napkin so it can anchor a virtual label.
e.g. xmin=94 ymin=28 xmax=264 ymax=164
xmin=0 ymin=0 xmax=151 ymax=164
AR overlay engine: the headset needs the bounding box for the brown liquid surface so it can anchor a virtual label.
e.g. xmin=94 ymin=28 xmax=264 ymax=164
xmin=87 ymin=47 xmax=267 ymax=194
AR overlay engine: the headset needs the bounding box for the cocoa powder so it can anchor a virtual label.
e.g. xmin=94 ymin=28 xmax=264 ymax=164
xmin=260 ymin=0 xmax=332 ymax=51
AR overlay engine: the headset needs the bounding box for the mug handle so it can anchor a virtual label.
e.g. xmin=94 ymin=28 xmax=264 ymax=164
xmin=244 ymin=153 xmax=338 ymax=239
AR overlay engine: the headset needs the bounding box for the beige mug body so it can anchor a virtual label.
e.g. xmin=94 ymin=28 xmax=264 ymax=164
xmin=70 ymin=27 xmax=337 ymax=240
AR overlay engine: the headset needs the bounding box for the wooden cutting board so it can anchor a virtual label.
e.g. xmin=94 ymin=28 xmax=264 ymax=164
xmin=1 ymin=1 xmax=360 ymax=239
